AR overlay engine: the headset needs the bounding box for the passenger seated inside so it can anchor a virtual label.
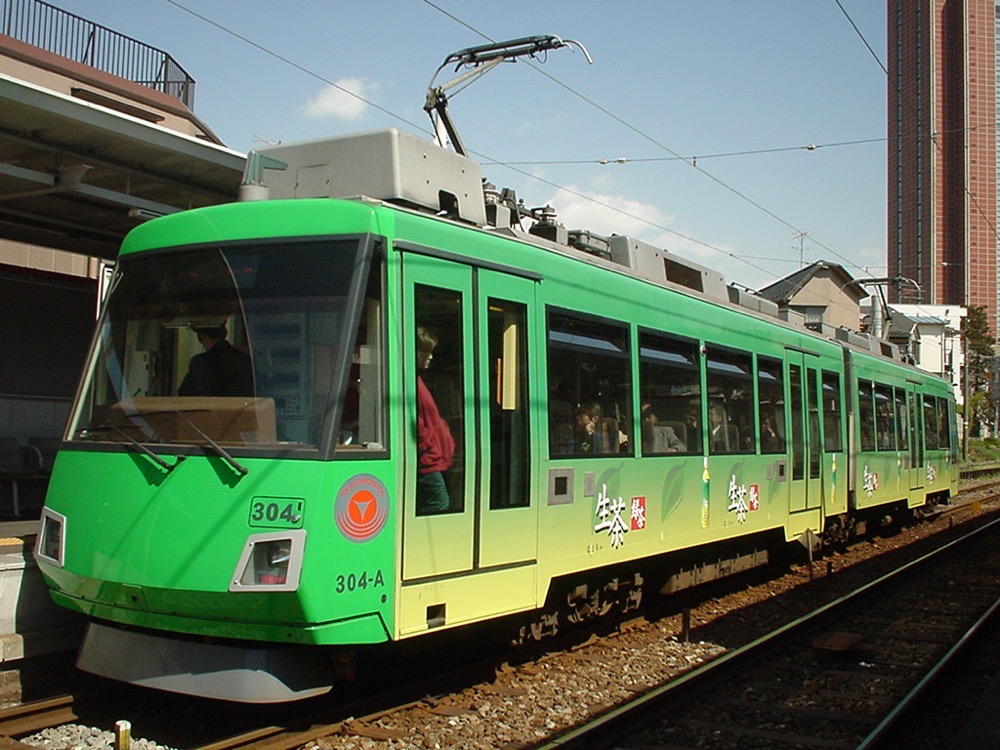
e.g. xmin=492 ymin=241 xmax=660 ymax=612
xmin=641 ymin=404 xmax=685 ymax=454
xmin=684 ymin=402 xmax=701 ymax=450
xmin=760 ymin=414 xmax=781 ymax=452
xmin=709 ymin=402 xmax=729 ymax=452
xmin=573 ymin=402 xmax=608 ymax=454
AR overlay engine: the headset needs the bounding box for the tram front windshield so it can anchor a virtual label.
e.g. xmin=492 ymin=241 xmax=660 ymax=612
xmin=68 ymin=238 xmax=384 ymax=457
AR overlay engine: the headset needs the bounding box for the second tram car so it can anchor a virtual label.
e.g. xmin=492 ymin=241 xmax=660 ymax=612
xmin=34 ymin=127 xmax=959 ymax=701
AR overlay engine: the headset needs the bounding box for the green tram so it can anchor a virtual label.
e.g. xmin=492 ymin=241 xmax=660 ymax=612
xmin=34 ymin=129 xmax=958 ymax=702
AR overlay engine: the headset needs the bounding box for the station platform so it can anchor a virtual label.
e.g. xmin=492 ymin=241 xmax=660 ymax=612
xmin=0 ymin=519 xmax=83 ymax=668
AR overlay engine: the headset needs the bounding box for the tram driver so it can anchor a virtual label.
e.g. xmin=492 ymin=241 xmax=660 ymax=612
xmin=178 ymin=324 xmax=254 ymax=397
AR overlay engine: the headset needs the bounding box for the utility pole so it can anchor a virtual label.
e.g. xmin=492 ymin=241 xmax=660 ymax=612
xmin=792 ymin=232 xmax=808 ymax=268
xmin=963 ymin=331 xmax=970 ymax=461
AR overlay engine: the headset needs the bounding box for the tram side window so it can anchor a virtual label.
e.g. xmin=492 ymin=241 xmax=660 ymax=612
xmin=894 ymin=387 xmax=909 ymax=451
xmin=706 ymin=347 xmax=755 ymax=455
xmin=822 ymin=370 xmax=843 ymax=452
xmin=874 ymin=383 xmax=896 ymax=451
xmin=758 ymin=358 xmax=785 ymax=454
xmin=910 ymin=391 xmax=924 ymax=466
xmin=944 ymin=397 xmax=957 ymax=452
xmin=414 ymin=285 xmax=465 ymax=516
xmin=807 ymin=369 xmax=821 ymax=477
xmin=547 ymin=310 xmax=632 ymax=457
xmin=638 ymin=330 xmax=700 ymax=455
xmin=789 ymin=364 xmax=805 ymax=480
xmin=488 ymin=298 xmax=530 ymax=508
xmin=337 ymin=264 xmax=386 ymax=453
xmin=858 ymin=380 xmax=875 ymax=451
xmin=923 ymin=395 xmax=939 ymax=450
xmin=936 ymin=397 xmax=951 ymax=449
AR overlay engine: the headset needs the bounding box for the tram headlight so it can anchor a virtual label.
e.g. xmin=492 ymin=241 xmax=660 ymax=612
xmin=230 ymin=530 xmax=306 ymax=592
xmin=266 ymin=541 xmax=291 ymax=569
xmin=35 ymin=508 xmax=66 ymax=568
xmin=254 ymin=540 xmax=291 ymax=584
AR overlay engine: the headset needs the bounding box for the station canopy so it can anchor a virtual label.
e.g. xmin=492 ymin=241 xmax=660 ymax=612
xmin=0 ymin=73 xmax=245 ymax=260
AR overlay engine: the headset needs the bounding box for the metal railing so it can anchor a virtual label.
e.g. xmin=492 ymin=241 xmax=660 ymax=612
xmin=1 ymin=0 xmax=196 ymax=108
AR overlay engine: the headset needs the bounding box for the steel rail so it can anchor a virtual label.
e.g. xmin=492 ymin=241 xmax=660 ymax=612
xmin=855 ymin=593 xmax=1000 ymax=749
xmin=0 ymin=695 xmax=78 ymax=738
xmin=540 ymin=515 xmax=1000 ymax=749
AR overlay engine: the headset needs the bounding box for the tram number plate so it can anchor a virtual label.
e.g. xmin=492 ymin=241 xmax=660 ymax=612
xmin=336 ymin=569 xmax=385 ymax=593
xmin=249 ymin=497 xmax=304 ymax=529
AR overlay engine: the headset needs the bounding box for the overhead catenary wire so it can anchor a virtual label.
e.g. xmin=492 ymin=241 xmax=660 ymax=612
xmin=484 ymin=137 xmax=882 ymax=166
xmin=166 ymin=0 xmax=884 ymax=305
xmin=421 ymin=0 xmax=884 ymax=284
xmin=162 ymin=0 xmax=785 ymax=283
xmin=486 ymin=120 xmax=1000 ymax=167
xmin=164 ymin=0 xmax=429 ymax=136
xmin=420 ymin=1 xmax=900 ymax=324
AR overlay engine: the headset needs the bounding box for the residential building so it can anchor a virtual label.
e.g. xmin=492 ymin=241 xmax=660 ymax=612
xmin=756 ymin=261 xmax=868 ymax=333
xmin=0 ymin=0 xmax=243 ymax=447
xmin=862 ymin=301 xmax=966 ymax=404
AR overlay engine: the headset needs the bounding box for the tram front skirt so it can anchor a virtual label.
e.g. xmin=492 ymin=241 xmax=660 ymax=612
xmin=76 ymin=621 xmax=334 ymax=703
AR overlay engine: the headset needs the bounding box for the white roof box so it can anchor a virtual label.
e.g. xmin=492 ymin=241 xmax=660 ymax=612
xmin=245 ymin=128 xmax=486 ymax=225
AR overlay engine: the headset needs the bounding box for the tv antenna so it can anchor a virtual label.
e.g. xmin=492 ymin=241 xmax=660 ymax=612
xmin=425 ymin=34 xmax=592 ymax=156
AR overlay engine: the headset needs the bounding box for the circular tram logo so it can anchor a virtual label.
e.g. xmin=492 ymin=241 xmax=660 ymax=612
xmin=334 ymin=474 xmax=389 ymax=542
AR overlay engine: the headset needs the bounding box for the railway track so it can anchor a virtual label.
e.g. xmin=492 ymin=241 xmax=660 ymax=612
xmin=542 ymin=516 xmax=1000 ymax=749
xmin=960 ymin=464 xmax=1000 ymax=482
xmin=0 ymin=695 xmax=78 ymax=738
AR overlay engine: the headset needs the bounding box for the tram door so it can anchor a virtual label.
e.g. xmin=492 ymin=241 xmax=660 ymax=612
xmin=907 ymin=382 xmax=925 ymax=491
xmin=475 ymin=270 xmax=538 ymax=568
xmin=401 ymin=253 xmax=538 ymax=581
xmin=787 ymin=351 xmax=823 ymax=513
xmin=402 ymin=254 xmax=475 ymax=580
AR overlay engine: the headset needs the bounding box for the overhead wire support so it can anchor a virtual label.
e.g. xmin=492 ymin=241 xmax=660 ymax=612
xmin=425 ymin=34 xmax=592 ymax=156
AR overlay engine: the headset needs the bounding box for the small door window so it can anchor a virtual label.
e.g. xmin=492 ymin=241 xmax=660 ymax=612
xmin=414 ymin=285 xmax=464 ymax=515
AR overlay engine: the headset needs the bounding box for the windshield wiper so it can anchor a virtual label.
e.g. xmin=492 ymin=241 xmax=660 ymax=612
xmin=172 ymin=410 xmax=249 ymax=476
xmin=87 ymin=423 xmax=183 ymax=473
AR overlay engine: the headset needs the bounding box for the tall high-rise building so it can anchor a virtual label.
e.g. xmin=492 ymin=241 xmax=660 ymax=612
xmin=887 ymin=0 xmax=997 ymax=333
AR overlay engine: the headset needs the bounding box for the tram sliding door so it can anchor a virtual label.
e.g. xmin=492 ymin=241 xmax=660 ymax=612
xmin=787 ymin=350 xmax=822 ymax=513
xmin=907 ymin=382 xmax=925 ymax=492
xmin=402 ymin=253 xmax=475 ymax=580
xmin=401 ymin=253 xmax=539 ymax=580
xmin=476 ymin=270 xmax=538 ymax=568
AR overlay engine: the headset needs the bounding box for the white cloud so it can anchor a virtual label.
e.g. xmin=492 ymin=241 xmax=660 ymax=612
xmin=538 ymin=185 xmax=742 ymax=275
xmin=302 ymin=77 xmax=376 ymax=121
xmin=542 ymin=186 xmax=672 ymax=240
xmin=589 ymin=171 xmax=616 ymax=190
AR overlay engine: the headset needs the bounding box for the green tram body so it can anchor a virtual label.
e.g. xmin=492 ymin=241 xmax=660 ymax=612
xmin=33 ymin=129 xmax=959 ymax=702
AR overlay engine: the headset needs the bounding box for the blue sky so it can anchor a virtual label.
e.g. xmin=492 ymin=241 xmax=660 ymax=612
xmin=57 ymin=1 xmax=888 ymax=292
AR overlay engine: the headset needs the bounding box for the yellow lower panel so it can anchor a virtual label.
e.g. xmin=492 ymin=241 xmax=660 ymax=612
xmin=397 ymin=565 xmax=537 ymax=638
xmin=785 ymin=508 xmax=822 ymax=542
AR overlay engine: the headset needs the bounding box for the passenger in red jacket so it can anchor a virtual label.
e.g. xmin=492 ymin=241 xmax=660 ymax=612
xmin=416 ymin=326 xmax=454 ymax=514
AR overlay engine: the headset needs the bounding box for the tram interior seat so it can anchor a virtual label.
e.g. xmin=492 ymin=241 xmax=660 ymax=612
xmin=774 ymin=411 xmax=786 ymax=441
xmin=0 ymin=437 xmax=40 ymax=517
xmin=28 ymin=437 xmax=61 ymax=475
xmin=664 ymin=420 xmax=687 ymax=448
xmin=548 ymin=400 xmax=574 ymax=453
xmin=727 ymin=424 xmax=740 ymax=451
xmin=600 ymin=418 xmax=619 ymax=453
